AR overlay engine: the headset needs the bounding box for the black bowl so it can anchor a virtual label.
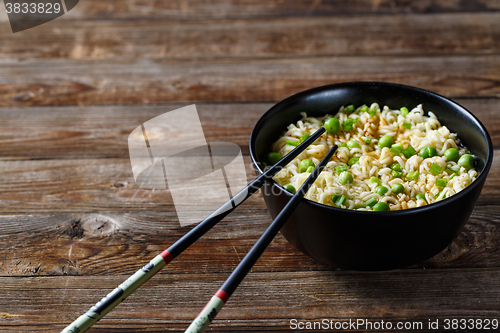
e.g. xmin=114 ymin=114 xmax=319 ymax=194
xmin=249 ymin=82 xmax=493 ymax=270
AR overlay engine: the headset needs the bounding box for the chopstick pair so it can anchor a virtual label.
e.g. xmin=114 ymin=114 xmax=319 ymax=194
xmin=184 ymin=143 xmax=338 ymax=333
xmin=61 ymin=127 xmax=327 ymax=333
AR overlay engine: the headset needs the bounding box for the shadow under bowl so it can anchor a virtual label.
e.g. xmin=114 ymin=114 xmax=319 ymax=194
xmin=249 ymin=82 xmax=493 ymax=270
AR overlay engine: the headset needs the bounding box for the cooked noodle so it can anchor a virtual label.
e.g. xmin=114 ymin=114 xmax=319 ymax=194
xmin=270 ymin=103 xmax=477 ymax=211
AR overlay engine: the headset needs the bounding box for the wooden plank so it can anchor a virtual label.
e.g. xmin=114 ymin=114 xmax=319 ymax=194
xmin=0 ymin=103 xmax=265 ymax=159
xmin=0 ymin=268 xmax=499 ymax=331
xmin=0 ymin=210 xmax=314 ymax=277
xmin=0 ymin=13 xmax=498 ymax=60
xmin=0 ymin=55 xmax=499 ymax=107
xmin=0 ymin=99 xmax=497 ymax=160
xmin=0 ymin=98 xmax=495 ymax=213
xmin=45 ymin=0 xmax=500 ymax=21
xmin=0 ymin=199 xmax=499 ymax=277
xmin=456 ymin=98 xmax=500 ymax=151
xmin=0 ymin=147 xmax=497 ymax=214
xmin=0 ymin=155 xmax=259 ymax=213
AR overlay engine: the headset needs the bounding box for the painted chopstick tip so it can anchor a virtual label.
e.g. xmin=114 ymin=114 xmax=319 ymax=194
xmin=184 ymin=290 xmax=229 ymax=333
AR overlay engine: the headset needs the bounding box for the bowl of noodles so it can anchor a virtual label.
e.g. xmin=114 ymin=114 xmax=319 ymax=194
xmin=249 ymin=82 xmax=493 ymax=270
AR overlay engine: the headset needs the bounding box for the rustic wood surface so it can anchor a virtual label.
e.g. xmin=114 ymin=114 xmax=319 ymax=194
xmin=0 ymin=1 xmax=499 ymax=332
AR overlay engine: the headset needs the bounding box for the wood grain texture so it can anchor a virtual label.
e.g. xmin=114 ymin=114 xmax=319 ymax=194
xmin=0 ymin=100 xmax=496 ymax=160
xmin=44 ymin=0 xmax=500 ymax=21
xmin=0 ymin=196 xmax=499 ymax=277
xmin=0 ymin=55 xmax=499 ymax=107
xmin=0 ymin=12 xmax=498 ymax=61
xmin=0 ymin=1 xmax=498 ymax=331
xmin=1 ymin=268 xmax=499 ymax=332
xmin=0 ymin=152 xmax=497 ymax=214
xmin=0 ymin=100 xmax=495 ymax=211
xmin=0 ymin=103 xmax=265 ymax=159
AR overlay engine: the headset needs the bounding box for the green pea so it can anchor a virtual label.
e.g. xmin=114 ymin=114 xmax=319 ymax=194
xmin=348 ymin=156 xmax=360 ymax=166
xmin=359 ymin=105 xmax=368 ymax=113
xmin=419 ymin=146 xmax=438 ymax=159
xmin=283 ymin=184 xmax=296 ymax=194
xmin=369 ymin=176 xmax=381 ymax=184
xmin=458 ymin=154 xmax=475 ymax=170
xmin=427 ymin=146 xmax=438 ymax=158
xmin=374 ymin=186 xmax=389 ymax=195
xmin=415 ymin=193 xmax=427 ymax=203
xmin=299 ymin=159 xmax=315 ymax=172
xmin=378 ymin=135 xmax=394 ymax=148
xmin=400 ymin=106 xmax=409 ymax=117
xmin=391 ymin=183 xmax=404 ymax=194
xmin=324 ymin=118 xmax=340 ymax=134
xmin=339 ymin=171 xmax=354 ymax=185
xmin=443 ymin=148 xmax=459 ymax=162
xmin=347 ymin=140 xmax=361 ymax=149
xmin=306 ymin=166 xmax=315 ymax=173
xmin=373 ymin=202 xmax=390 ymax=211
xmin=267 ymin=152 xmax=282 ymax=165
xmin=345 ymin=104 xmax=355 ymax=112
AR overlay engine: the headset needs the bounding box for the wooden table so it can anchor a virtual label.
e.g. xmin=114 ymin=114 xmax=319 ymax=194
xmin=0 ymin=1 xmax=499 ymax=332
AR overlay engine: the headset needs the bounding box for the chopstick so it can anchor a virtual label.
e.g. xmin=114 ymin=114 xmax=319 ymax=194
xmin=61 ymin=127 xmax=326 ymax=333
xmin=184 ymin=144 xmax=338 ymax=333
